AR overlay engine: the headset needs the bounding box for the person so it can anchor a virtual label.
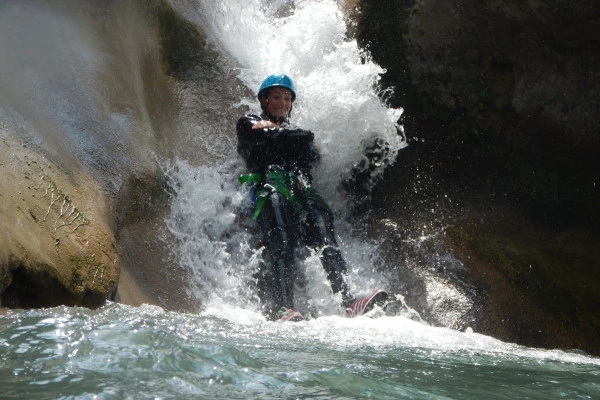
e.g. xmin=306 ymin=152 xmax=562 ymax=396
xmin=237 ymin=74 xmax=387 ymax=321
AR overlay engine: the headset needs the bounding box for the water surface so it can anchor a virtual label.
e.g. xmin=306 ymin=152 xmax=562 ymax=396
xmin=1 ymin=304 xmax=598 ymax=399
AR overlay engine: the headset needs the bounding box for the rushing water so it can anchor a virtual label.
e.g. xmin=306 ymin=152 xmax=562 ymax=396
xmin=1 ymin=304 xmax=599 ymax=399
xmin=2 ymin=0 xmax=599 ymax=398
xmin=164 ymin=0 xmax=407 ymax=317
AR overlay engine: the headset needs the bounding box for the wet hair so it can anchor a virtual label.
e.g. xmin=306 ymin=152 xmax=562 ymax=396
xmin=258 ymin=88 xmax=271 ymax=111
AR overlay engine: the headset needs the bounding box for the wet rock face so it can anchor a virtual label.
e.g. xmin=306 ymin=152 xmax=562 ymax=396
xmin=0 ymin=0 xmax=234 ymax=312
xmin=405 ymin=0 xmax=599 ymax=138
xmin=348 ymin=0 xmax=600 ymax=354
xmin=0 ymin=133 xmax=119 ymax=309
xmin=352 ymin=0 xmax=600 ymax=228
xmin=354 ymin=0 xmax=600 ymax=138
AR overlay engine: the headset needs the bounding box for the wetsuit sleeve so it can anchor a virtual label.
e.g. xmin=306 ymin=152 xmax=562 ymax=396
xmin=237 ymin=115 xmax=315 ymax=145
xmin=279 ymin=127 xmax=315 ymax=143
xmin=237 ymin=114 xmax=284 ymax=170
xmin=237 ymin=114 xmax=282 ymax=142
xmin=236 ymin=114 xmax=319 ymax=174
xmin=237 ymin=114 xmax=262 ymax=142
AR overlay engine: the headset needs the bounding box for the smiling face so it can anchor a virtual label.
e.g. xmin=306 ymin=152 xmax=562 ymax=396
xmin=262 ymin=87 xmax=293 ymax=121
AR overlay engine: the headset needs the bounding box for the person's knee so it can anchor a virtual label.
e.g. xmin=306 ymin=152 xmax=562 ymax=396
xmin=320 ymin=246 xmax=346 ymax=272
xmin=321 ymin=245 xmax=339 ymax=259
xmin=304 ymin=208 xmax=336 ymax=245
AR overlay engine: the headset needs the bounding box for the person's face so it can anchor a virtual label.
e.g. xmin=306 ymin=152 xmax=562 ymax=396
xmin=265 ymin=87 xmax=293 ymax=119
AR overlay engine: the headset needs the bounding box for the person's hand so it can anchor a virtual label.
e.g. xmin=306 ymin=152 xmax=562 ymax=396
xmin=252 ymin=120 xmax=279 ymax=130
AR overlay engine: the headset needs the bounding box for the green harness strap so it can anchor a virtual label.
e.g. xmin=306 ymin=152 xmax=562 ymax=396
xmin=238 ymin=172 xmax=263 ymax=185
xmin=239 ymin=170 xmax=307 ymax=220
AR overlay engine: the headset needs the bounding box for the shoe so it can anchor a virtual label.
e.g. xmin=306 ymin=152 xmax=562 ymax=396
xmin=277 ymin=307 xmax=304 ymax=322
xmin=345 ymin=289 xmax=389 ymax=318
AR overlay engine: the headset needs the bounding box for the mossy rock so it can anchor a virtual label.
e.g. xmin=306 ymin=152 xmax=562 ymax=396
xmin=446 ymin=211 xmax=600 ymax=355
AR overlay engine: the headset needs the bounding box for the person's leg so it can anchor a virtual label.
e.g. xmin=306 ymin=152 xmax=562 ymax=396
xmin=257 ymin=192 xmax=298 ymax=317
xmin=304 ymin=203 xmax=388 ymax=313
xmin=303 ymin=199 xmax=352 ymax=304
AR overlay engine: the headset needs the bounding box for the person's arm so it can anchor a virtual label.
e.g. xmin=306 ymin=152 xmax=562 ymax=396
xmin=279 ymin=127 xmax=314 ymax=142
xmin=251 ymin=120 xmax=279 ymax=130
xmin=237 ymin=114 xmax=281 ymax=143
xmin=237 ymin=114 xmax=314 ymax=144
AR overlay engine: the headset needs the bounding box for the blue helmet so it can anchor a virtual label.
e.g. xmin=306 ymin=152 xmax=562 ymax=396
xmin=257 ymin=74 xmax=296 ymax=102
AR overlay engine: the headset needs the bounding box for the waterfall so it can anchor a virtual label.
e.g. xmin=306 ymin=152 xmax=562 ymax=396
xmin=164 ymin=0 xmax=406 ymax=316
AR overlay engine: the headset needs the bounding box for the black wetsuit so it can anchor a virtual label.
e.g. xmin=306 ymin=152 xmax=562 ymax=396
xmin=237 ymin=113 xmax=351 ymax=317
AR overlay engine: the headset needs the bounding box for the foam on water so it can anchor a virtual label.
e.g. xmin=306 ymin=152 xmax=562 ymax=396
xmin=2 ymin=304 xmax=598 ymax=399
xmin=198 ymin=303 xmax=598 ymax=367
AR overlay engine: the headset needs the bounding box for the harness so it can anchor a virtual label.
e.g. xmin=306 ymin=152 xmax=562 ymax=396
xmin=238 ymin=166 xmax=325 ymax=220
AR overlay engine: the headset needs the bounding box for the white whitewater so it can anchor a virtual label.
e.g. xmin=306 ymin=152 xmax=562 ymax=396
xmin=165 ymin=0 xmax=406 ymax=316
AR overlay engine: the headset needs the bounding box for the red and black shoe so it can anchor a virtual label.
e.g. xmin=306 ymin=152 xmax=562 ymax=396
xmin=277 ymin=307 xmax=305 ymax=322
xmin=345 ymin=289 xmax=389 ymax=318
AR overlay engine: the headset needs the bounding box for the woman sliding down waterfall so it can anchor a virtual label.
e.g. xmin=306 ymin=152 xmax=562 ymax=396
xmin=237 ymin=74 xmax=387 ymax=321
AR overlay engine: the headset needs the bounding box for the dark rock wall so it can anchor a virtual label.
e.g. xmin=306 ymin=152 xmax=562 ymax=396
xmin=353 ymin=0 xmax=599 ymax=228
xmin=350 ymin=0 xmax=600 ymax=354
